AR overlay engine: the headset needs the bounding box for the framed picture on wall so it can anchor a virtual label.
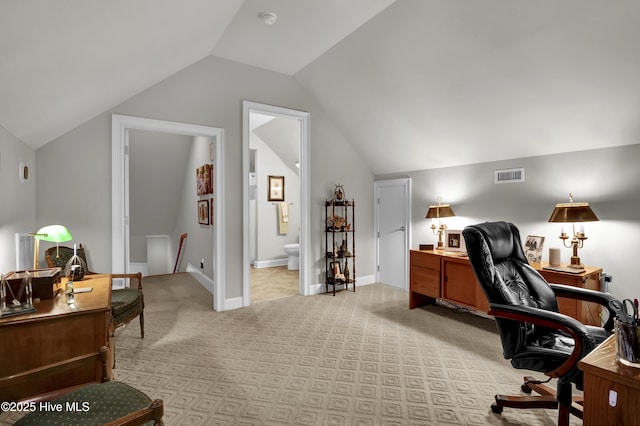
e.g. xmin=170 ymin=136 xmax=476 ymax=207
xmin=196 ymin=164 xmax=213 ymax=196
xmin=196 ymin=166 xmax=204 ymax=196
xmin=268 ymin=175 xmax=285 ymax=201
xmin=198 ymin=199 xmax=209 ymax=225
xmin=205 ymin=164 xmax=213 ymax=195
xmin=210 ymin=198 xmax=214 ymax=226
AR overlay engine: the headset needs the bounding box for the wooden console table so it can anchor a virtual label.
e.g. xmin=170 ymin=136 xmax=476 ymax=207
xmin=410 ymin=249 xmax=602 ymax=326
xmin=579 ymin=335 xmax=640 ymax=425
xmin=0 ymin=273 xmax=113 ymax=401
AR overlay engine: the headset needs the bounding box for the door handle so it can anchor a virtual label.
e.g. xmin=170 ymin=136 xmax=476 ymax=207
xmin=399 ymin=226 xmax=405 ymax=231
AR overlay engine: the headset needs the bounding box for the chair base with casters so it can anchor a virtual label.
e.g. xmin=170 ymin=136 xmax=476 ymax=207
xmin=462 ymin=221 xmax=618 ymax=426
xmin=491 ymin=375 xmax=584 ymax=419
xmin=2 ymin=346 xmax=163 ymax=426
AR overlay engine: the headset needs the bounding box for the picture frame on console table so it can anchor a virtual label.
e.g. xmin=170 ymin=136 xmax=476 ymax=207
xmin=524 ymin=235 xmax=545 ymax=263
xmin=445 ymin=229 xmax=465 ymax=252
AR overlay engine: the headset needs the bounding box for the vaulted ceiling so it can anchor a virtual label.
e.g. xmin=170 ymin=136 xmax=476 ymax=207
xmin=2 ymin=0 xmax=639 ymax=174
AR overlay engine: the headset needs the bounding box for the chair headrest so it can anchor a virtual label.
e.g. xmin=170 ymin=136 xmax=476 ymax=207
xmin=463 ymin=221 xmax=527 ymax=263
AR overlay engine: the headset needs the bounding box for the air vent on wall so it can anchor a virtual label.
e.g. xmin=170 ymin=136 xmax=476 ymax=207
xmin=495 ymin=167 xmax=525 ymax=184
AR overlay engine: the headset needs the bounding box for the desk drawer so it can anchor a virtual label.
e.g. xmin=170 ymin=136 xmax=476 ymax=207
xmin=411 ymin=251 xmax=440 ymax=270
xmin=411 ymin=266 xmax=440 ymax=298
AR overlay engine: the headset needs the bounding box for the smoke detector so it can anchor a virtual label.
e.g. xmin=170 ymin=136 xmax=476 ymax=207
xmin=259 ymin=12 xmax=277 ymax=25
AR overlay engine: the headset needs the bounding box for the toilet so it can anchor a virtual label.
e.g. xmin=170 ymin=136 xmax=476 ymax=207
xmin=283 ymin=243 xmax=300 ymax=270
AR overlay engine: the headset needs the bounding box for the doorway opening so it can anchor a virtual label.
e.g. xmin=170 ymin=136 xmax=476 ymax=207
xmin=242 ymin=101 xmax=310 ymax=306
xmin=112 ymin=114 xmax=225 ymax=311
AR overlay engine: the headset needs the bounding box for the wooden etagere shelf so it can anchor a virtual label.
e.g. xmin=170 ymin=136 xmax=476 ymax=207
xmin=325 ymin=199 xmax=356 ymax=295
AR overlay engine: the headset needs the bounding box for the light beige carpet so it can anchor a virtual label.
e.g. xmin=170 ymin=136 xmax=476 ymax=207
xmin=1 ymin=274 xmax=581 ymax=425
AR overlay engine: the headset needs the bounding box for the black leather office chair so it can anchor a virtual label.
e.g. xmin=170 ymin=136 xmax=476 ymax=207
xmin=462 ymin=221 xmax=617 ymax=426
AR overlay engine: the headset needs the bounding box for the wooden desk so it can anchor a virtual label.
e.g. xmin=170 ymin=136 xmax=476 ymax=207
xmin=0 ymin=274 xmax=113 ymax=401
xmin=410 ymin=249 xmax=602 ymax=325
xmin=579 ymin=335 xmax=640 ymax=425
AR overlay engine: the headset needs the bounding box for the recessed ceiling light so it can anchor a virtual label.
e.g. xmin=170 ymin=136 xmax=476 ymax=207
xmin=259 ymin=12 xmax=277 ymax=25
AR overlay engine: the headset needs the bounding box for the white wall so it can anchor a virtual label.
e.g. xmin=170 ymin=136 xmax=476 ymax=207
xmin=35 ymin=55 xmax=376 ymax=301
xmin=128 ymin=129 xmax=194 ymax=266
xmin=0 ymin=126 xmax=36 ymax=273
xmin=171 ymin=135 xmax=214 ymax=276
xmin=35 ymin=114 xmax=111 ymax=271
xmin=378 ymin=144 xmax=640 ymax=302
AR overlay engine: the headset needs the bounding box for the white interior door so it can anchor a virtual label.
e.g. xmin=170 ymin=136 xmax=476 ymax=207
xmin=375 ymin=178 xmax=411 ymax=290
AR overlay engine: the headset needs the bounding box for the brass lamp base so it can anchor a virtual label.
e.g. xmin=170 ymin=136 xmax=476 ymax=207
xmin=436 ymin=229 xmax=446 ymax=250
xmin=568 ymin=256 xmax=584 ymax=269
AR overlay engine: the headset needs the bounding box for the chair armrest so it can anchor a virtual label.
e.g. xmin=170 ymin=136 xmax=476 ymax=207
xmin=489 ymin=303 xmax=596 ymax=379
xmin=548 ymin=283 xmax=618 ymax=331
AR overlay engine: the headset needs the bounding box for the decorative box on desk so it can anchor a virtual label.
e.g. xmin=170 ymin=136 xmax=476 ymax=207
xmin=4 ymin=267 xmax=61 ymax=300
xmin=409 ymin=249 xmax=602 ymax=326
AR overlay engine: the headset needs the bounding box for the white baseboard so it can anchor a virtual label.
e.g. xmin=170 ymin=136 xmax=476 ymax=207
xmin=253 ymin=258 xmax=288 ymax=268
xmin=129 ymin=262 xmax=149 ymax=277
xmin=186 ymin=263 xmax=214 ymax=295
xmin=180 ymin=269 xmax=375 ymax=309
xmin=309 ymin=274 xmax=375 ymax=295
xmin=224 ymin=297 xmax=244 ymax=311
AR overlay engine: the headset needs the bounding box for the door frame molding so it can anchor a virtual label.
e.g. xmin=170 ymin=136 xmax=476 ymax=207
xmin=112 ymin=114 xmax=226 ymax=311
xmin=242 ymin=101 xmax=311 ymax=306
xmin=374 ymin=178 xmax=412 ymax=290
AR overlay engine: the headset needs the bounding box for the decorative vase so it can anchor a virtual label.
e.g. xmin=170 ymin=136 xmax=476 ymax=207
xmin=334 ymin=184 xmax=345 ymax=202
xmin=65 ymin=255 xmax=86 ymax=281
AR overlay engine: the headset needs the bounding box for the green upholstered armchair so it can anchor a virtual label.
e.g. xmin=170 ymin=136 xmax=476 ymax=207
xmin=111 ymin=273 xmax=145 ymax=339
xmin=45 ymin=246 xmax=145 ymax=340
xmin=3 ymin=347 xmax=163 ymax=426
xmin=45 ymin=244 xmax=89 ymax=277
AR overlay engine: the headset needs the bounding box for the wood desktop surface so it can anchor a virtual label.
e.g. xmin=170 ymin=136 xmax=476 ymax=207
xmin=0 ymin=273 xmax=113 ymax=401
xmin=0 ymin=273 xmax=112 ymax=325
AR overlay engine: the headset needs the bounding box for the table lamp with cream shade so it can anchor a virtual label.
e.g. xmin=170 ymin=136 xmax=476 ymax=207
xmin=426 ymin=197 xmax=456 ymax=250
xmin=548 ymin=193 xmax=599 ymax=269
xmin=29 ymin=225 xmax=72 ymax=269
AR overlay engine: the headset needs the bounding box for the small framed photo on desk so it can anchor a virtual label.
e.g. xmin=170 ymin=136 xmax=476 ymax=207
xmin=445 ymin=229 xmax=465 ymax=252
xmin=524 ymin=235 xmax=544 ymax=263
